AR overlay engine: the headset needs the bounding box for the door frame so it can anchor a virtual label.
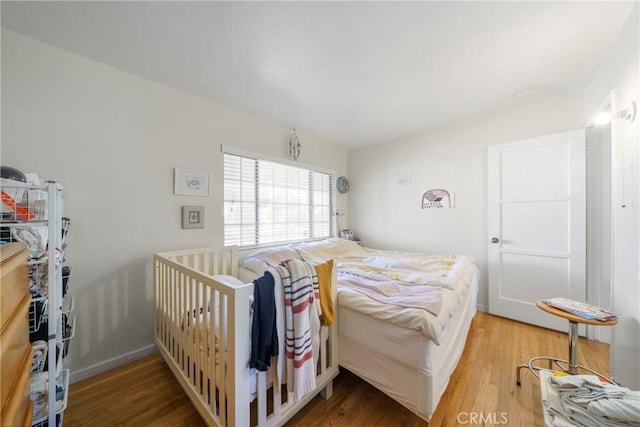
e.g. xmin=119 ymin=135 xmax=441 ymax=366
xmin=586 ymin=91 xmax=614 ymax=343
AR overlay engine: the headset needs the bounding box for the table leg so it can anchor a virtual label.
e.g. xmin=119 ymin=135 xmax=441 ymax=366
xmin=568 ymin=320 xmax=579 ymax=375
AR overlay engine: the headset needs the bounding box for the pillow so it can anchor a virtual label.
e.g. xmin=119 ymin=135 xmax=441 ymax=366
xmin=294 ymin=238 xmax=364 ymax=262
xmin=247 ymin=246 xmax=303 ymax=267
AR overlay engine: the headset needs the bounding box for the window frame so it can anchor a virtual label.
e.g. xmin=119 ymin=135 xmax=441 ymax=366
xmin=222 ymin=145 xmax=336 ymax=249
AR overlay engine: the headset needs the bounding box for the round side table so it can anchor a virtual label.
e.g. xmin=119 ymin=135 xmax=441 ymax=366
xmin=516 ymin=300 xmax=617 ymax=386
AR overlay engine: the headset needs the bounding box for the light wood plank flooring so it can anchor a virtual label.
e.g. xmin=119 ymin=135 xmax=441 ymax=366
xmin=64 ymin=312 xmax=610 ymax=426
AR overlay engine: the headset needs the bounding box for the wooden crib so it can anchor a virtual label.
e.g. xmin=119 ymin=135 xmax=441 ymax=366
xmin=154 ymin=247 xmax=339 ymax=427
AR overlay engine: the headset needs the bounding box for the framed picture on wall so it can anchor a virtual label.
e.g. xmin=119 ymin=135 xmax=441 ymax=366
xmin=174 ymin=168 xmax=210 ymax=196
xmin=182 ymin=206 xmax=204 ymax=229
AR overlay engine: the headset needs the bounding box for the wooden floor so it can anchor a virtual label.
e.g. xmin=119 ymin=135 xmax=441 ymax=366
xmin=64 ymin=312 xmax=610 ymax=426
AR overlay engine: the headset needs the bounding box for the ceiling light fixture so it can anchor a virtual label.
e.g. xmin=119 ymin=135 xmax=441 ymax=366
xmin=593 ymin=111 xmax=612 ymax=126
xmin=593 ymin=101 xmax=637 ymax=126
xmin=287 ymin=128 xmax=301 ymax=161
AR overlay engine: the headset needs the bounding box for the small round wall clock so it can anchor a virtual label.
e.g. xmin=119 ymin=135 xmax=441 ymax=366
xmin=336 ymin=176 xmax=349 ymax=194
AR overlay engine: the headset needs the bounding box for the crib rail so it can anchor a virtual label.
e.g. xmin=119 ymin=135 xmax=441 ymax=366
xmin=154 ymin=246 xmax=339 ymax=427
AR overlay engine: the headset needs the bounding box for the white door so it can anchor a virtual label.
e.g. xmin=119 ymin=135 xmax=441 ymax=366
xmin=488 ymin=129 xmax=586 ymax=332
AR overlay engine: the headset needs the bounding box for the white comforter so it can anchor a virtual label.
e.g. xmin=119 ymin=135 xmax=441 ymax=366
xmin=241 ymin=238 xmax=477 ymax=345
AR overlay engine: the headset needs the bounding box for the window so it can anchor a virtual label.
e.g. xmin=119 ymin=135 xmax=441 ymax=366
xmin=223 ymin=152 xmax=334 ymax=247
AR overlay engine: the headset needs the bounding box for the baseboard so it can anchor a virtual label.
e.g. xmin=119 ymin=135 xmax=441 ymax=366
xmin=476 ymin=304 xmax=488 ymax=313
xmin=69 ymin=343 xmax=157 ymax=384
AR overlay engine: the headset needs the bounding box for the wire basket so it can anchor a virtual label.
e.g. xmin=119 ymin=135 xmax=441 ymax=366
xmin=0 ymin=182 xmax=48 ymax=223
xmin=62 ymin=265 xmax=72 ymax=298
xmin=31 ymin=370 xmax=69 ymax=426
xmin=31 ymin=341 xmax=48 ymax=373
xmin=31 ymin=413 xmax=62 ymax=427
xmin=62 ymin=316 xmax=76 ymax=360
xmin=29 ymin=296 xmax=48 ymax=334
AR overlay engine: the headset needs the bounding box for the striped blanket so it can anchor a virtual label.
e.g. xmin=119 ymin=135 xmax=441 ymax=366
xmin=274 ymin=259 xmax=322 ymax=402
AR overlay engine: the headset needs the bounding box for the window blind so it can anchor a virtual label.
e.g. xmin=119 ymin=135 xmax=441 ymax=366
xmin=223 ymin=152 xmax=334 ymax=247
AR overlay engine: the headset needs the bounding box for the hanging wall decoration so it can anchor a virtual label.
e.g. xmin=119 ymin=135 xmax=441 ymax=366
xmin=421 ymin=188 xmax=454 ymax=209
xmin=336 ymin=176 xmax=349 ymax=194
xmin=287 ymin=128 xmax=301 ymax=161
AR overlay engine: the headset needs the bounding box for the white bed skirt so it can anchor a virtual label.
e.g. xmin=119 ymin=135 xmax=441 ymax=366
xmin=338 ymin=267 xmax=479 ymax=421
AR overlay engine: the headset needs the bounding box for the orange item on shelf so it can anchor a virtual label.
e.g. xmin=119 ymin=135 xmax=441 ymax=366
xmin=1 ymin=191 xmax=35 ymax=221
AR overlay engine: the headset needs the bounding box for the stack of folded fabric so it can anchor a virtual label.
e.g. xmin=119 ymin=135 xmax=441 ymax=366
xmin=544 ymin=374 xmax=640 ymax=426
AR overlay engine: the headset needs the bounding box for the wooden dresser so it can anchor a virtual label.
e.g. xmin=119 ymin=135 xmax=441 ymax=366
xmin=1 ymin=242 xmax=34 ymax=426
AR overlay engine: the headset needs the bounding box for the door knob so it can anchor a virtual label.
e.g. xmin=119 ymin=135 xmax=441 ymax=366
xmin=491 ymin=237 xmax=499 ymax=243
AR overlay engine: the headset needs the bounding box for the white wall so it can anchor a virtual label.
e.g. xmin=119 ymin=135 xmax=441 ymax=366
xmin=1 ymin=29 xmax=348 ymax=382
xmin=348 ymin=94 xmax=584 ymax=311
xmin=585 ymin=4 xmax=639 ymax=389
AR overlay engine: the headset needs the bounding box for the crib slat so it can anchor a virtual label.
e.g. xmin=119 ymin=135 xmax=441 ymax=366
xmin=163 ymin=263 xmax=167 ymax=342
xmin=155 ymin=259 xmax=161 ymax=345
xmin=213 ymin=252 xmax=219 ymax=278
xmin=188 ymin=278 xmax=193 ymax=373
xmin=204 ymin=252 xmax=211 ymax=276
xmin=321 ymin=327 xmax=327 ymax=375
xmin=172 ymin=268 xmax=177 ymax=364
xmin=214 ymin=291 xmax=221 ymax=421
xmin=176 ymin=268 xmax=181 ymax=362
xmin=273 ymin=380 xmax=282 ymax=422
xmin=201 ymin=284 xmax=209 ymax=409
xmin=177 ymin=268 xmax=182 ymax=361
xmin=163 ymin=263 xmax=168 ymax=348
xmin=210 ymin=290 xmax=218 ymax=417
xmin=257 ymin=371 xmax=267 ymax=425
xmin=180 ymin=269 xmax=185 ymax=368
xmin=187 ymin=274 xmax=194 ymax=383
xmin=194 ymin=253 xmax=200 ymax=272
xmin=218 ymin=291 xmax=227 ymax=427
xmin=168 ymin=265 xmax=172 ymax=351
xmin=194 ymin=279 xmax=198 ymax=389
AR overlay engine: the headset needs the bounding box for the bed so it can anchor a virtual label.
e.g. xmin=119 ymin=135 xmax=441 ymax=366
xmin=153 ymin=247 xmax=339 ymax=427
xmin=239 ymin=238 xmax=479 ymax=422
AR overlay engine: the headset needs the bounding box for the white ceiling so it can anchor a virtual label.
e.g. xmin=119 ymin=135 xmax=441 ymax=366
xmin=1 ymin=1 xmax=635 ymax=148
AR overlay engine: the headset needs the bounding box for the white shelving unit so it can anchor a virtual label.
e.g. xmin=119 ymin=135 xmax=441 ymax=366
xmin=1 ymin=181 xmax=71 ymax=426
